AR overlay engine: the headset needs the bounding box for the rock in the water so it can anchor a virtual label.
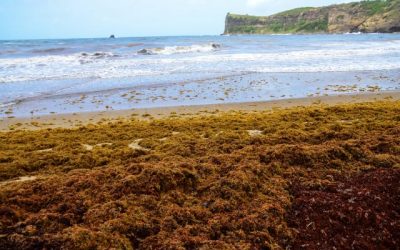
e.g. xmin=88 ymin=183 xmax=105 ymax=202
xmin=109 ymin=34 xmax=116 ymax=39
xmin=137 ymin=49 xmax=153 ymax=55
xmin=211 ymin=43 xmax=221 ymax=49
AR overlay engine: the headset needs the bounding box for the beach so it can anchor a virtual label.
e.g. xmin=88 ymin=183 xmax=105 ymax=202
xmin=1 ymin=90 xmax=400 ymax=131
xmin=3 ymin=0 xmax=400 ymax=246
xmin=1 ymin=34 xmax=400 ymax=119
xmin=1 ymin=34 xmax=400 ymax=249
xmin=1 ymin=98 xmax=399 ymax=249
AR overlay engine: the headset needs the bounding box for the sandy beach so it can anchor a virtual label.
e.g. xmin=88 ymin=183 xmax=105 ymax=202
xmin=2 ymin=90 xmax=399 ymax=131
xmin=1 ymin=96 xmax=399 ymax=249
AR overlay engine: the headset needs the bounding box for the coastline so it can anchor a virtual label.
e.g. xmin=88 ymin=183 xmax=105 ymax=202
xmin=2 ymin=91 xmax=399 ymax=131
xmin=1 ymin=89 xmax=399 ymax=249
xmin=2 ymin=2 xmax=400 ymax=248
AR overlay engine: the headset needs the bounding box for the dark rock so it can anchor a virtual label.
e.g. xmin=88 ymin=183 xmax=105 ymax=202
xmin=93 ymin=52 xmax=105 ymax=57
xmin=137 ymin=49 xmax=153 ymax=55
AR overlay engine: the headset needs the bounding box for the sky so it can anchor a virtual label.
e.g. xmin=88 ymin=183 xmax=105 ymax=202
xmin=0 ymin=0 xmax=353 ymax=40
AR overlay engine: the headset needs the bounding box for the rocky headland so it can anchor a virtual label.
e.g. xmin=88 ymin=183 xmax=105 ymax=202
xmin=224 ymin=0 xmax=400 ymax=34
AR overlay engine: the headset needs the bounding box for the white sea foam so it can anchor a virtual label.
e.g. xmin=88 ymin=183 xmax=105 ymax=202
xmin=0 ymin=102 xmax=16 ymax=108
xmin=137 ymin=43 xmax=220 ymax=55
xmin=0 ymin=39 xmax=399 ymax=83
xmin=344 ymin=32 xmax=362 ymax=35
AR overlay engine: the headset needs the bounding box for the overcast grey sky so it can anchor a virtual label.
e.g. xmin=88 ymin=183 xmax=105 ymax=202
xmin=0 ymin=0 xmax=353 ymax=39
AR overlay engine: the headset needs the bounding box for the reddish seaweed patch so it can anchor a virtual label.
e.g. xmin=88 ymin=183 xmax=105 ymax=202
xmin=288 ymin=168 xmax=400 ymax=249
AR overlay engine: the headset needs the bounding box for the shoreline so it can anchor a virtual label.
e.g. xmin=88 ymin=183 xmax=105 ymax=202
xmin=1 ymin=91 xmax=399 ymax=131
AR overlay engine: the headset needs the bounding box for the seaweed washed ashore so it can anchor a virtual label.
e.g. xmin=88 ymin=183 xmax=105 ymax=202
xmin=0 ymin=100 xmax=399 ymax=249
xmin=1 ymin=34 xmax=400 ymax=118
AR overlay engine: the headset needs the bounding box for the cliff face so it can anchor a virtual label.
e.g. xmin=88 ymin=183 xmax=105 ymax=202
xmin=224 ymin=0 xmax=400 ymax=34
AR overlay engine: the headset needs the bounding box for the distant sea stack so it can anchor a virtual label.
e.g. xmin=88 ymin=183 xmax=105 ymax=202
xmin=109 ymin=34 xmax=116 ymax=39
xmin=224 ymin=0 xmax=400 ymax=34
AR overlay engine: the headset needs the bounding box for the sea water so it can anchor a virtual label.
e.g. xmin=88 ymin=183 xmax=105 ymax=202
xmin=0 ymin=34 xmax=399 ymax=117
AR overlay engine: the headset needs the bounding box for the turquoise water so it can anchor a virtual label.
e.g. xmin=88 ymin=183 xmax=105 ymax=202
xmin=0 ymin=34 xmax=400 ymax=117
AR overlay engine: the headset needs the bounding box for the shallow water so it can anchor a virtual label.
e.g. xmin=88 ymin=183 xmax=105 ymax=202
xmin=0 ymin=34 xmax=400 ymax=117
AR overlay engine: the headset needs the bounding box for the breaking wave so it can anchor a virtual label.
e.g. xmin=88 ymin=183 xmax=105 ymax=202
xmin=137 ymin=43 xmax=221 ymax=55
xmin=0 ymin=38 xmax=399 ymax=84
xmin=0 ymin=102 xmax=16 ymax=108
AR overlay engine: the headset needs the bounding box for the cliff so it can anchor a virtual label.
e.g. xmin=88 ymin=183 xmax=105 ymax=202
xmin=224 ymin=0 xmax=400 ymax=34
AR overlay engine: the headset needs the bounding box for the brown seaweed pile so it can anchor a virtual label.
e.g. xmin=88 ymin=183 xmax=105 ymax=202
xmin=0 ymin=101 xmax=399 ymax=249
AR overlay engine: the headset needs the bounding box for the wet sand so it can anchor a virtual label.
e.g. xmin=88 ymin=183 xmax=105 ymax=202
xmin=2 ymin=70 xmax=399 ymax=119
xmin=1 ymin=91 xmax=399 ymax=131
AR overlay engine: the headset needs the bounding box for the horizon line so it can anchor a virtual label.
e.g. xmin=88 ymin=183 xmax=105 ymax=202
xmin=0 ymin=33 xmax=225 ymax=42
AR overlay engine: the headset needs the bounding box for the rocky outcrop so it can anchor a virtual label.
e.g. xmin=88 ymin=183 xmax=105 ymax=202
xmin=224 ymin=0 xmax=400 ymax=34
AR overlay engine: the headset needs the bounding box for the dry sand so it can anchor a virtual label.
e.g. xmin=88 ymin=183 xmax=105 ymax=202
xmin=1 ymin=91 xmax=399 ymax=132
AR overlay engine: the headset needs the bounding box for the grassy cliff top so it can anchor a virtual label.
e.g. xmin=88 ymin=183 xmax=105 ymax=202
xmin=274 ymin=7 xmax=316 ymax=16
xmin=227 ymin=0 xmax=396 ymax=19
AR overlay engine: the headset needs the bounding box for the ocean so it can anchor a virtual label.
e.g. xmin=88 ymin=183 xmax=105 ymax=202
xmin=1 ymin=34 xmax=400 ymax=117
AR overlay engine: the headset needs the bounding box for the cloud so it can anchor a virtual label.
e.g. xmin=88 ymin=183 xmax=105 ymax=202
xmin=246 ymin=0 xmax=271 ymax=7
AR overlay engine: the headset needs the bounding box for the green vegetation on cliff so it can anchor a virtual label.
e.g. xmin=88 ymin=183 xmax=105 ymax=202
xmin=225 ymin=0 xmax=400 ymax=34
